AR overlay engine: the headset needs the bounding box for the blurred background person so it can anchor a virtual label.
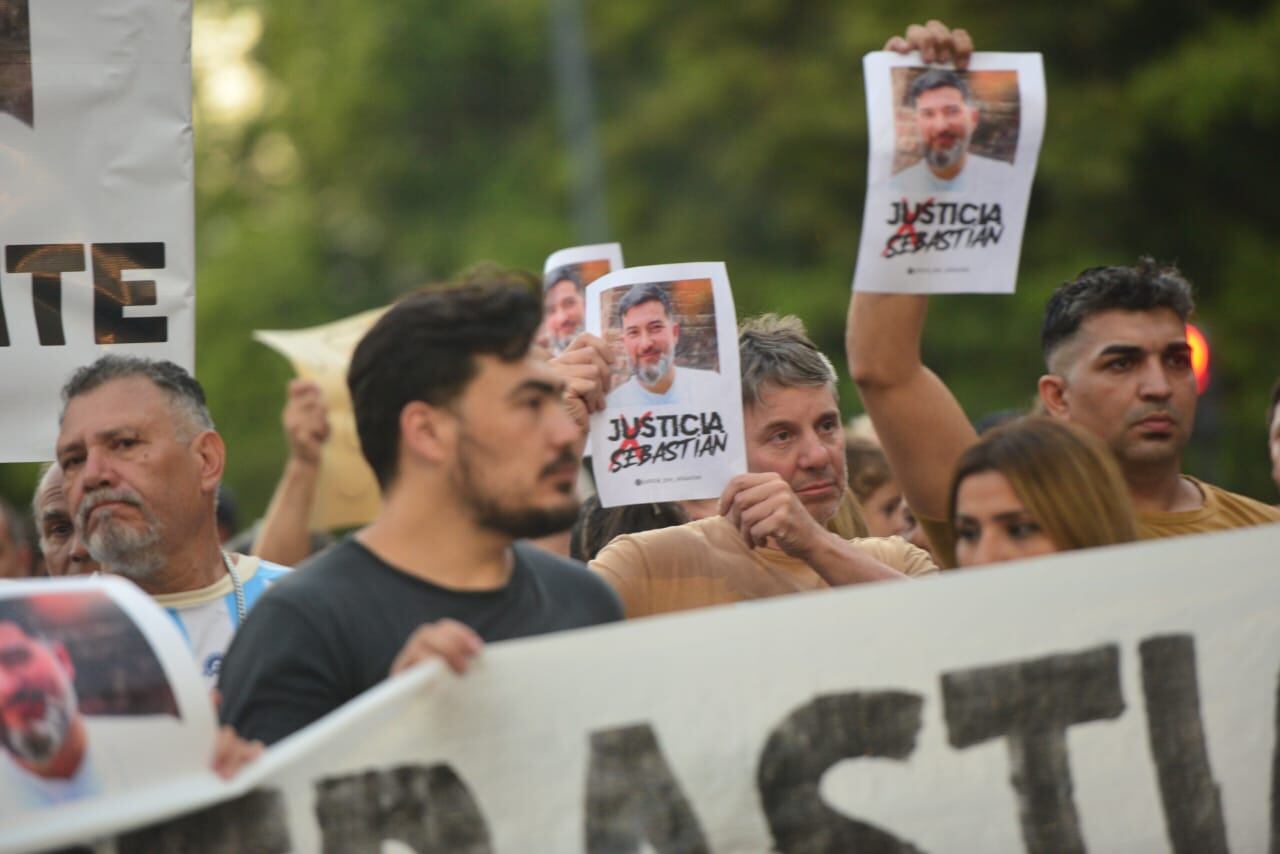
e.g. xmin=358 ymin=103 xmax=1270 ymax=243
xmin=30 ymin=464 xmax=97 ymax=577
xmin=0 ymin=498 xmax=34 ymax=579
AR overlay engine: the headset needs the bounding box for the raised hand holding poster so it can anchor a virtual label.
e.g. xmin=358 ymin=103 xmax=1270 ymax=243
xmin=586 ymin=262 xmax=746 ymax=507
xmin=853 ymin=51 xmax=1045 ymax=294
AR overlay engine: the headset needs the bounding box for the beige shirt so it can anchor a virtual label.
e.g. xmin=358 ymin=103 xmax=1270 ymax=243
xmin=1137 ymin=476 xmax=1280 ymax=539
xmin=590 ymin=516 xmax=936 ymax=619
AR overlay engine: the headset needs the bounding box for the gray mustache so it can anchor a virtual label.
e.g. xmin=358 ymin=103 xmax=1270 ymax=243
xmin=76 ymin=488 xmax=145 ymax=531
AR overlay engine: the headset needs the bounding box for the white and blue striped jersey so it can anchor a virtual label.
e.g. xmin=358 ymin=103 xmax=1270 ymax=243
xmin=152 ymin=554 xmax=289 ymax=688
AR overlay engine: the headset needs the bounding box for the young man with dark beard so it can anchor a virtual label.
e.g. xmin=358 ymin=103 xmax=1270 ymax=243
xmin=218 ymin=271 xmax=623 ymax=745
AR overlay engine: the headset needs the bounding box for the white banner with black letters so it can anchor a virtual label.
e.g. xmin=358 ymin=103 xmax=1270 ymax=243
xmin=7 ymin=525 xmax=1280 ymax=853
xmin=0 ymin=0 xmax=194 ymax=460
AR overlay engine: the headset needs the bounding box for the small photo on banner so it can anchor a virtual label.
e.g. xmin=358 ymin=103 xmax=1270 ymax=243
xmin=541 ymin=243 xmax=624 ymax=356
xmin=586 ymin=262 xmax=746 ymax=507
xmin=852 ymin=51 xmax=1045 ymax=294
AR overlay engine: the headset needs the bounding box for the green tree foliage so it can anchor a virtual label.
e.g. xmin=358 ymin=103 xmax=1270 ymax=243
xmin=5 ymin=0 xmax=1277 ymax=521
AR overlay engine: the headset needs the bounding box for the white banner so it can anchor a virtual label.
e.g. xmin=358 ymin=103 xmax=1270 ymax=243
xmin=0 ymin=0 xmax=194 ymax=460
xmin=5 ymin=525 xmax=1280 ymax=852
xmin=585 ymin=262 xmax=747 ymax=507
xmin=853 ymin=51 xmax=1045 ymax=294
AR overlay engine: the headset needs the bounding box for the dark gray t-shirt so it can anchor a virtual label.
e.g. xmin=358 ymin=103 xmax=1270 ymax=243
xmin=217 ymin=537 xmax=622 ymax=744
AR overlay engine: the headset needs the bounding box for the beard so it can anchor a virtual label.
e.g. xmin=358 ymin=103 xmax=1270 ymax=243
xmin=454 ymin=440 xmax=581 ymax=540
xmin=634 ymin=351 xmax=673 ymax=388
xmin=77 ymin=488 xmax=164 ymax=581
xmin=2 ymin=686 xmax=76 ymax=764
xmin=924 ymin=133 xmax=969 ymax=172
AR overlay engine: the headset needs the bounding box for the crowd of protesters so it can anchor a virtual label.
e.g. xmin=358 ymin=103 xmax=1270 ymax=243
xmin=2 ymin=21 xmax=1279 ymax=794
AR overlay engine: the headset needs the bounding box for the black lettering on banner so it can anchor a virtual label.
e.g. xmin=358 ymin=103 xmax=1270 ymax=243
xmin=91 ymin=242 xmax=168 ymax=344
xmin=757 ymin=692 xmax=925 ymax=854
xmin=1139 ymin=635 xmax=1230 ymax=854
xmin=584 ymin=723 xmax=710 ymax=853
xmin=116 ymin=788 xmax=289 ymax=853
xmin=314 ymin=764 xmax=492 ymax=853
xmin=6 ymin=243 xmax=85 ymax=346
xmin=941 ymin=645 xmax=1124 ymax=854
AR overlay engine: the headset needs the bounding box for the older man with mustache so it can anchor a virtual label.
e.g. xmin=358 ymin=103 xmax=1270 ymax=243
xmin=54 ymin=357 xmax=289 ymax=689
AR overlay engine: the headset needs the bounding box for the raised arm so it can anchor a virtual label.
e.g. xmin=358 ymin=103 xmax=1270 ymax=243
xmin=846 ymin=293 xmax=977 ymax=523
xmin=252 ymin=379 xmax=330 ymax=565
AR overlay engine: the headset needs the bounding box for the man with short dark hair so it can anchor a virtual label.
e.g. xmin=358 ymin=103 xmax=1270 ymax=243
xmin=542 ymin=265 xmax=586 ymax=355
xmin=591 ymin=314 xmax=935 ymax=620
xmin=892 ymin=68 xmax=1012 ymax=194
xmin=849 ymin=258 xmax=1280 ymax=546
xmin=606 ymin=282 xmax=721 ymax=408
xmin=218 ymin=270 xmax=622 ymax=745
xmin=1037 ymin=260 xmax=1280 ymax=535
xmin=30 ymin=464 xmax=97 ymax=577
xmin=55 ymin=356 xmax=288 ymax=686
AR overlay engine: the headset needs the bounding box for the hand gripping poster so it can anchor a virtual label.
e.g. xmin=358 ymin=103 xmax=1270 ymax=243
xmin=0 ymin=0 xmax=195 ymax=460
xmin=586 ymin=262 xmax=746 ymax=507
xmin=852 ymin=52 xmax=1045 ymax=294
xmin=541 ymin=242 xmax=624 ymax=356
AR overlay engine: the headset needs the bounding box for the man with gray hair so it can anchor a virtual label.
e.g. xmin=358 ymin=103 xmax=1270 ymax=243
xmin=54 ymin=356 xmax=288 ymax=687
xmin=606 ymin=282 xmax=722 ymax=408
xmin=30 ymin=464 xmax=97 ymax=577
xmin=891 ymin=67 xmax=1013 ymax=195
xmin=591 ymin=314 xmax=935 ymax=619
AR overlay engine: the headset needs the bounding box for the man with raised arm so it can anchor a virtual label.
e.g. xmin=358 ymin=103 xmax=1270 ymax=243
xmin=591 ymin=314 xmax=935 ymax=620
xmin=849 ymin=23 xmax=1280 ymax=555
xmin=217 ymin=270 xmax=622 ymax=745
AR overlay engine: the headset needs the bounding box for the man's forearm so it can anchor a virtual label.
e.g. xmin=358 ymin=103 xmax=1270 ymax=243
xmin=252 ymin=457 xmax=321 ymax=565
xmin=803 ymin=531 xmax=906 ymax=586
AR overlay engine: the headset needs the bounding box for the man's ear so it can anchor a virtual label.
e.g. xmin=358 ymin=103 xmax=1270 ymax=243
xmin=192 ymin=430 xmax=226 ymax=494
xmin=400 ymin=401 xmax=456 ymax=467
xmin=1038 ymin=374 xmax=1070 ymax=420
xmin=969 ymin=105 xmax=981 ymax=129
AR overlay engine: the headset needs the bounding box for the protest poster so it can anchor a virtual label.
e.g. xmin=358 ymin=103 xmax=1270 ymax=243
xmin=0 ymin=0 xmax=195 ymax=460
xmin=0 ymin=577 xmax=215 ymax=838
xmin=584 ymin=262 xmax=746 ymax=507
xmin=852 ymin=52 xmax=1046 ymax=295
xmin=6 ymin=524 xmax=1278 ymax=853
xmin=254 ymin=307 xmax=386 ymax=531
xmin=542 ymin=243 xmax=624 ymax=356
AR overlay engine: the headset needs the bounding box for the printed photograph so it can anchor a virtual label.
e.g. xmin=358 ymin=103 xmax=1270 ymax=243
xmin=889 ymin=68 xmax=1020 ymax=193
xmin=600 ymin=278 xmax=719 ymax=408
xmin=0 ymin=590 xmax=178 ymax=812
xmin=0 ymin=0 xmax=33 ymax=126
xmin=542 ymin=259 xmax=614 ymax=356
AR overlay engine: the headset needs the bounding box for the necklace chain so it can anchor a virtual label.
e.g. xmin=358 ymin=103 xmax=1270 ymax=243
xmin=221 ymin=550 xmax=247 ymax=625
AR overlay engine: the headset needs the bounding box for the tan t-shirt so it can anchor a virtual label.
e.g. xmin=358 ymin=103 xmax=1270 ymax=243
xmin=590 ymin=516 xmax=936 ymax=619
xmin=1137 ymin=476 xmax=1280 ymax=539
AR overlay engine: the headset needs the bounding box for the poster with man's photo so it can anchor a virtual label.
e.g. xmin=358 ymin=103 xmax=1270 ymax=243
xmin=0 ymin=577 xmax=215 ymax=830
xmin=585 ymin=262 xmax=746 ymax=507
xmin=541 ymin=242 xmax=624 ymax=356
xmin=852 ymin=52 xmax=1045 ymax=294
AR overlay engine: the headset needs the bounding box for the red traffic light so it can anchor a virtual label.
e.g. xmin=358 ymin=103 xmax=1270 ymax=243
xmin=1186 ymin=324 xmax=1209 ymax=394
